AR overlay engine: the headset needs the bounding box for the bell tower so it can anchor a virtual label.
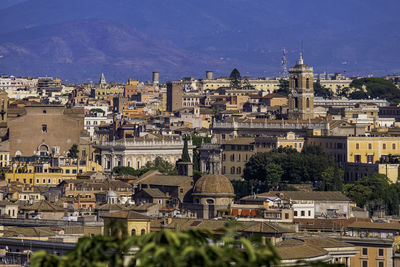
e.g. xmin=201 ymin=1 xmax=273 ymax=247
xmin=288 ymin=53 xmax=314 ymax=120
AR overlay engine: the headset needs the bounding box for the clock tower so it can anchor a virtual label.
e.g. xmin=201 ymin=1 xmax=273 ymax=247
xmin=288 ymin=53 xmax=314 ymax=120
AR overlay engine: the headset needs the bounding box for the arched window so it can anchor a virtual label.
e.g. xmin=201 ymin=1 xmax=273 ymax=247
xmin=306 ymin=78 xmax=310 ymax=89
xmin=306 ymin=98 xmax=310 ymax=108
xmin=294 ymin=97 xmax=298 ymax=109
xmin=141 ymin=229 xmax=146 ymax=235
xmin=237 ymin=167 xmax=241 ymax=174
xmin=230 ymin=167 xmax=235 ymax=174
xmin=131 ymin=229 xmax=136 ymax=236
xmin=206 ymin=199 xmax=214 ymax=204
xmin=294 ymin=78 xmax=298 ymax=88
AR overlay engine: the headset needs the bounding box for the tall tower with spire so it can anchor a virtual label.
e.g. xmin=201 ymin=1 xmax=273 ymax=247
xmin=288 ymin=52 xmax=314 ymax=120
xmin=281 ymin=48 xmax=288 ymax=78
xmin=99 ymin=73 xmax=106 ymax=86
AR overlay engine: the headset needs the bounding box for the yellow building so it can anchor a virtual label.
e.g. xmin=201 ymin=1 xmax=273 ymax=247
xmin=307 ymin=136 xmax=400 ymax=165
xmin=102 ymin=210 xmax=151 ymax=236
xmin=200 ymin=77 xmax=280 ymax=93
xmin=221 ymin=137 xmax=255 ymax=179
xmin=347 ymin=136 xmax=399 ymax=164
xmin=5 ymin=161 xmax=103 ymax=186
xmin=319 ymin=79 xmax=352 ymax=95
xmin=345 ymin=222 xmax=397 ymax=267
xmin=254 ymin=132 xmax=305 ymax=153
xmin=92 ymin=86 xmax=124 ymax=99
xmin=160 ymin=90 xmax=167 ymax=112
xmin=307 ymin=135 xmax=400 ymax=182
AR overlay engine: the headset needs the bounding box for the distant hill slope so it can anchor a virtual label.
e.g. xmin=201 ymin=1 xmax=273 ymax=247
xmin=0 ymin=0 xmax=399 ymax=82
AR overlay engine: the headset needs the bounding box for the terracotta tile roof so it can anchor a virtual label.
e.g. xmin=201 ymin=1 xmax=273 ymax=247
xmin=2 ymin=226 xmax=58 ymax=238
xmin=138 ymin=172 xmax=192 ymax=187
xmin=150 ymin=218 xmax=292 ymax=234
xmin=347 ymin=221 xmax=400 ymax=231
xmin=301 ymin=237 xmax=354 ymax=248
xmin=242 ymin=191 xmax=350 ymax=202
xmin=96 ymin=203 xmax=126 ymax=211
xmin=20 ymin=200 xmax=64 ymax=212
xmin=0 ymin=201 xmax=18 ymax=206
xmin=276 ymin=239 xmax=329 ymax=260
xmin=139 ymin=188 xmax=168 ymax=198
xmin=101 ymin=210 xmax=151 ymax=220
xmin=128 ymin=203 xmax=157 ymax=212
xmin=294 ymin=218 xmax=371 ymax=231
xmin=262 ymin=93 xmax=287 ymax=99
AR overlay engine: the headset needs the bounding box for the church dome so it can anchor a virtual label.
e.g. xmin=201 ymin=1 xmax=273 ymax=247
xmin=193 ymin=174 xmax=235 ymax=197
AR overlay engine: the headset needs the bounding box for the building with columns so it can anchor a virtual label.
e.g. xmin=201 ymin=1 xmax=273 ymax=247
xmin=96 ymin=137 xmax=194 ymax=173
xmin=288 ymin=53 xmax=315 ymax=120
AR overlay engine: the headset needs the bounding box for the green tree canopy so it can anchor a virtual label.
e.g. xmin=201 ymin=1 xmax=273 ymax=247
xmin=349 ymin=78 xmax=400 ymax=103
xmin=181 ymin=138 xmax=191 ymax=162
xmin=31 ymin=222 xmax=344 ymax=267
xmin=89 ymin=108 xmax=106 ymax=114
xmin=276 ymin=79 xmax=289 ymax=96
xmin=242 ymin=78 xmax=255 ymax=90
xmin=67 ymin=144 xmax=79 ymax=159
xmin=314 ymin=82 xmax=333 ymax=98
xmin=31 ymin=224 xmax=281 ymax=267
xmin=113 ymin=157 xmax=177 ymax=177
xmin=243 ymin=146 xmax=343 ymax=191
xmin=344 ymin=173 xmax=400 ymax=215
xmin=229 ymin=68 xmax=242 ymax=89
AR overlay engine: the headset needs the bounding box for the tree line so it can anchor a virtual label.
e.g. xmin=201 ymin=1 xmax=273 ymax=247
xmin=236 ymin=146 xmax=343 ymax=197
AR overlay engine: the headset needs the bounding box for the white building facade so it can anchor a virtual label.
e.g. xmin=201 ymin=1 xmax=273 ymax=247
xmin=97 ymin=138 xmax=194 ymax=172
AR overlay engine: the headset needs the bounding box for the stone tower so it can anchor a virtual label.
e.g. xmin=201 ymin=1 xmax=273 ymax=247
xmin=0 ymin=90 xmax=8 ymax=127
xmin=288 ymin=53 xmax=314 ymax=120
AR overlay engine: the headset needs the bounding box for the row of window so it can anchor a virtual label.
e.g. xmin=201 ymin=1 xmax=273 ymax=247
xmin=294 ymin=210 xmax=311 ymax=217
xmin=86 ymin=120 xmax=100 ymax=125
xmin=292 ymin=77 xmax=311 ymax=89
xmin=222 ymin=153 xmax=250 ymax=162
xmin=355 ymin=143 xmax=396 ymax=150
xmin=0 ymin=209 xmax=16 ymax=217
xmin=131 ymin=229 xmax=146 ymax=236
xmin=222 ymin=145 xmax=252 ymax=151
xmin=222 ymin=166 xmax=242 ymax=175
xmin=362 ymin=261 xmax=384 ymax=267
xmin=10 ymin=178 xmax=62 ymax=184
xmin=362 ymin=247 xmax=384 ymax=257
xmin=0 ymin=154 xmax=9 ymax=161
xmin=361 ymin=247 xmax=385 ymax=267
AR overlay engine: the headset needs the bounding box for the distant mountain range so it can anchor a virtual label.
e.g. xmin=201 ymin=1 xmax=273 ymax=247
xmin=0 ymin=0 xmax=399 ymax=82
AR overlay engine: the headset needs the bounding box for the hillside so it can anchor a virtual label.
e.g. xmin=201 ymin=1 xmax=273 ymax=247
xmin=0 ymin=0 xmax=399 ymax=82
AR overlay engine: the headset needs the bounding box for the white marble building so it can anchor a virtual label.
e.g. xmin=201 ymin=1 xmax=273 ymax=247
xmin=96 ymin=138 xmax=194 ymax=172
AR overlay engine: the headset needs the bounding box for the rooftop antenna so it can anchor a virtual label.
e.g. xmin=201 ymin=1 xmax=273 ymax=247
xmin=281 ymin=48 xmax=288 ymax=78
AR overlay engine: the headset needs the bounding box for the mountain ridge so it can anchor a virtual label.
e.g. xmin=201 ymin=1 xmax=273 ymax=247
xmin=0 ymin=0 xmax=399 ymax=82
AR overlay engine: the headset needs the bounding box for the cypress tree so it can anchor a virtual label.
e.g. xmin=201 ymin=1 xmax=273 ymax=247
xmin=181 ymin=138 xmax=191 ymax=162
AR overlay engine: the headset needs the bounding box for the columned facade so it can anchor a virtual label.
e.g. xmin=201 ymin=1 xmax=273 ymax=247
xmin=97 ymin=139 xmax=194 ymax=173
